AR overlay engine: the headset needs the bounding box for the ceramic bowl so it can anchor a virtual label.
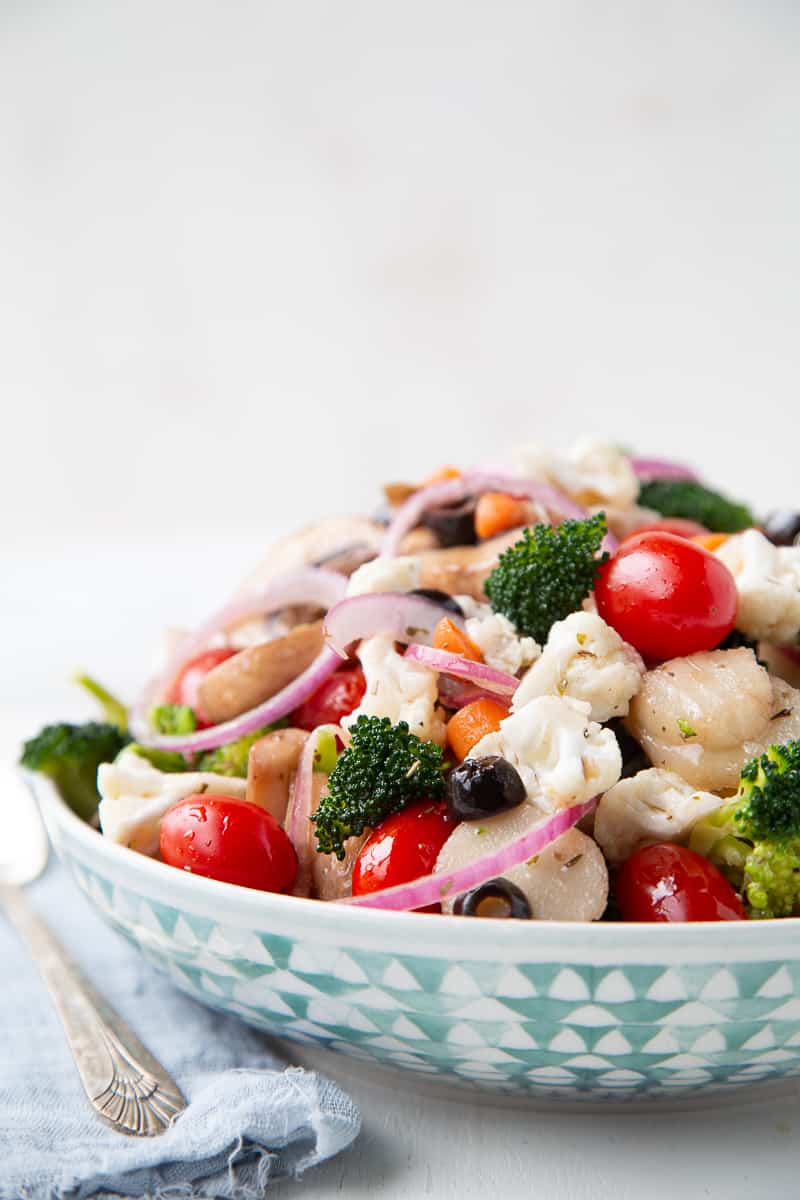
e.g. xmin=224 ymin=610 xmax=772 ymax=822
xmin=36 ymin=777 xmax=800 ymax=1101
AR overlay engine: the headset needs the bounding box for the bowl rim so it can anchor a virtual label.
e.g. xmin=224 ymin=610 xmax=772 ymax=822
xmin=31 ymin=771 xmax=800 ymax=953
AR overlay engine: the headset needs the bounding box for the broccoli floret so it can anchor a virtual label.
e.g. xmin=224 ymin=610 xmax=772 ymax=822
xmin=129 ymin=744 xmax=190 ymax=773
xmin=73 ymin=673 xmax=128 ymax=731
xmin=637 ymin=479 xmax=754 ymax=533
xmin=149 ymin=704 xmax=197 ymax=735
xmin=484 ymin=513 xmax=608 ymax=642
xmin=689 ymin=739 xmax=800 ymax=918
xmin=689 ymin=801 xmax=751 ymax=884
xmin=20 ymin=722 xmax=130 ymax=821
xmin=311 ymin=715 xmax=446 ymax=859
xmin=741 ymin=840 xmax=800 ymax=919
xmin=195 ymin=720 xmax=288 ymax=778
xmin=132 ymin=716 xmax=290 ymax=777
xmin=737 ymin=741 xmax=800 ymax=842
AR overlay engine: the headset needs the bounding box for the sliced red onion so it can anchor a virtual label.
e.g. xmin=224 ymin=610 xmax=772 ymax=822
xmin=437 ymin=675 xmax=502 ymax=710
xmin=286 ymin=723 xmax=349 ymax=898
xmin=341 ymin=797 xmax=597 ymax=911
xmin=601 ymin=529 xmax=619 ymax=555
xmin=205 ymin=568 xmax=346 ymax=637
xmin=404 ymin=643 xmax=518 ymax=697
xmin=129 ymin=567 xmax=347 ymax=740
xmin=135 ymin=646 xmax=343 ymax=753
xmin=381 ymin=471 xmax=586 ymax=557
xmin=631 ymin=457 xmax=698 ymax=482
xmin=322 ymin=592 xmax=465 ymax=658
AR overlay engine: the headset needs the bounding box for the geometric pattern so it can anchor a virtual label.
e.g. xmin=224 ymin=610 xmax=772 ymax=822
xmin=44 ymin=785 xmax=800 ymax=1100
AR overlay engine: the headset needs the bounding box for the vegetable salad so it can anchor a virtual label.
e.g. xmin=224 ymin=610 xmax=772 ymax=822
xmin=22 ymin=439 xmax=800 ymax=923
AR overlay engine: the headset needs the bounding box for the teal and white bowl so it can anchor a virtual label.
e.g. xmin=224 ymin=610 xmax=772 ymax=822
xmin=36 ymin=777 xmax=800 ymax=1101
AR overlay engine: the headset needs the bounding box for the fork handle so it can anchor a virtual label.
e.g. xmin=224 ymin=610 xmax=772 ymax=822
xmin=0 ymin=883 xmax=186 ymax=1136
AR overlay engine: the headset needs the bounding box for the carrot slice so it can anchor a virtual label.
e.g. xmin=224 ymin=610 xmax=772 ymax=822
xmin=432 ymin=617 xmax=483 ymax=662
xmin=691 ymin=532 xmax=729 ymax=552
xmin=446 ymin=698 xmax=510 ymax=760
xmin=474 ymin=492 xmax=530 ymax=540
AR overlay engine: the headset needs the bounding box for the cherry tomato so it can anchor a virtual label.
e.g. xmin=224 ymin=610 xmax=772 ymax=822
xmin=166 ymin=648 xmax=237 ymax=725
xmin=292 ymin=666 xmax=366 ymax=731
xmin=352 ymin=800 xmax=454 ymax=908
xmin=595 ymin=531 xmax=737 ymax=660
xmin=160 ymin=794 xmax=297 ymax=892
xmin=626 ymin=517 xmax=709 ymax=540
xmin=616 ymin=843 xmax=745 ymax=922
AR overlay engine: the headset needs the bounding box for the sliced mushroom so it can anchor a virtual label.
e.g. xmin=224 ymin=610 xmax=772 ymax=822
xmin=312 ymin=833 xmax=369 ymax=900
xmin=197 ymin=621 xmax=324 ymax=723
xmin=417 ymin=527 xmax=526 ymax=600
xmin=236 ymin=516 xmax=386 ymax=595
xmin=398 ymin=526 xmax=440 ymax=554
xmin=227 ymin=605 xmax=323 ymax=650
xmin=245 ymin=728 xmax=309 ymax=824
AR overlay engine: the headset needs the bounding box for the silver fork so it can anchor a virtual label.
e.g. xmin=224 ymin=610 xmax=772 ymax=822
xmin=1 ymin=766 xmax=186 ymax=1136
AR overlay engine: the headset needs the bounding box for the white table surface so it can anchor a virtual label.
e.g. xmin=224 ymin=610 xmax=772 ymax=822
xmin=5 ymin=540 xmax=800 ymax=1199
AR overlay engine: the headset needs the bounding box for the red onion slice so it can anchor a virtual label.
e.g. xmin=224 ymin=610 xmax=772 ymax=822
xmin=404 ymin=643 xmax=518 ymax=697
xmin=381 ymin=471 xmax=586 ymax=557
xmin=322 ymin=592 xmax=465 ymax=658
xmin=631 ymin=457 xmax=698 ymax=482
xmin=437 ymin=675 xmax=503 ymax=710
xmin=130 ymin=567 xmax=347 ymax=740
xmin=135 ymin=646 xmax=343 ymax=753
xmin=202 ymin=568 xmax=346 ymax=638
xmin=341 ymin=797 xmax=597 ymax=911
xmin=286 ymin=723 xmax=349 ymax=898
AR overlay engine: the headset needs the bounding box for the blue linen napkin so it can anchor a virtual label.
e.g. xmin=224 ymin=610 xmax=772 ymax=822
xmin=0 ymin=864 xmax=360 ymax=1200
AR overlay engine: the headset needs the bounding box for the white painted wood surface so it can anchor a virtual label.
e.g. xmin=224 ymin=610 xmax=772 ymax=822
xmin=270 ymin=1044 xmax=800 ymax=1199
xmin=2 ymin=0 xmax=799 ymax=556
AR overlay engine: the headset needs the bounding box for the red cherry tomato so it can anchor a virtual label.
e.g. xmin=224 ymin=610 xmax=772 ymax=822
xmin=166 ymin=648 xmax=237 ymax=725
xmin=595 ymin=531 xmax=737 ymax=660
xmin=292 ymin=666 xmax=366 ymax=731
xmin=352 ymin=800 xmax=454 ymax=908
xmin=160 ymin=794 xmax=297 ymax=892
xmin=616 ymin=843 xmax=745 ymax=922
xmin=626 ymin=517 xmax=709 ymax=540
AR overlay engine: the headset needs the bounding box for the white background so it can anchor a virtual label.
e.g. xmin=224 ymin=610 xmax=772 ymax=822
xmin=2 ymin=2 xmax=800 ymax=1196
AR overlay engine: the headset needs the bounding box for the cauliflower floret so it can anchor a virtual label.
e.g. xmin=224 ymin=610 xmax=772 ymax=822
xmin=714 ymin=529 xmax=800 ymax=644
xmin=512 ymin=611 xmax=645 ymax=722
xmin=515 ymin=436 xmax=638 ymax=512
xmin=556 ymin=436 xmax=639 ymax=510
xmin=455 ymin=597 xmax=540 ymax=675
xmin=346 ymin=555 xmax=420 ymax=597
xmin=467 ymin=611 xmax=540 ymax=675
xmin=342 ymin=635 xmax=446 ymax=743
xmin=469 ymin=694 xmax=621 ymax=812
xmin=98 ymin=748 xmax=246 ymax=856
xmin=594 ymin=768 xmax=722 ymax=867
